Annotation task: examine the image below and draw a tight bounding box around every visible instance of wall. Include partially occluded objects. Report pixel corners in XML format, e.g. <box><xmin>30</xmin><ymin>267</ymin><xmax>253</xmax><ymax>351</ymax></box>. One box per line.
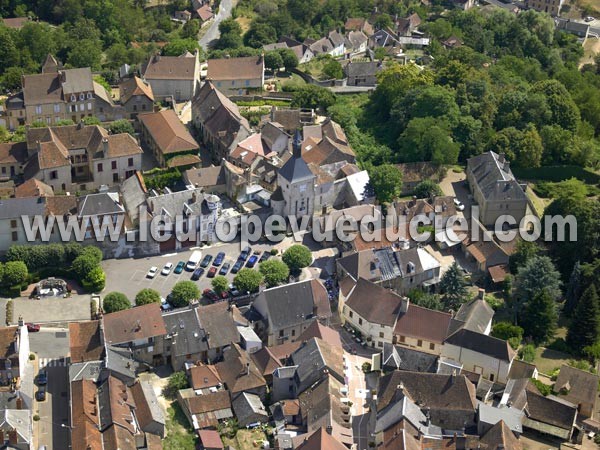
<box><xmin>341</xmin><ymin>304</ymin><xmax>395</xmax><ymax>349</ymax></box>
<box><xmin>147</xmin><ymin>79</ymin><xmax>194</xmax><ymax>102</ymax></box>
<box><xmin>441</xmin><ymin>343</ymin><xmax>512</xmax><ymax>383</ymax></box>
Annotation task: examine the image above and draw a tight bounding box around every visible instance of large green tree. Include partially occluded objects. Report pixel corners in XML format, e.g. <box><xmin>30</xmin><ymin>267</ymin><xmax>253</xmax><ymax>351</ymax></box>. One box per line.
<box><xmin>103</xmin><ymin>292</ymin><xmax>131</xmax><ymax>313</ymax></box>
<box><xmin>282</xmin><ymin>245</ymin><xmax>312</xmax><ymax>273</ymax></box>
<box><xmin>566</xmin><ymin>285</ymin><xmax>600</xmax><ymax>353</ymax></box>
<box><xmin>439</xmin><ymin>262</ymin><xmax>469</xmax><ymax>310</ymax></box>
<box><xmin>368</xmin><ymin>164</ymin><xmax>403</xmax><ymax>204</ymax></box>
<box><xmin>521</xmin><ymin>289</ymin><xmax>557</xmax><ymax>344</ymax></box>
<box><xmin>170</xmin><ymin>281</ymin><xmax>199</xmax><ymax>307</ymax></box>
<box><xmin>135</xmin><ymin>288</ymin><xmax>161</xmax><ymax>306</ymax></box>
<box><xmin>259</xmin><ymin>259</ymin><xmax>290</xmax><ymax>288</ymax></box>
<box><xmin>233</xmin><ymin>269</ymin><xmax>264</xmax><ymax>294</ymax></box>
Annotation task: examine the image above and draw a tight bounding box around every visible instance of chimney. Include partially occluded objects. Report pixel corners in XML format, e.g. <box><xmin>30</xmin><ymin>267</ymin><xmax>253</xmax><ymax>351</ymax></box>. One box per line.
<box><xmin>325</xmin><ymin>425</ymin><xmax>333</xmax><ymax>435</ymax></box>
<box><xmin>17</xmin><ymin>316</ymin><xmax>23</xmax><ymax>327</ymax></box>
<box><xmin>154</xmin><ymin>54</ymin><xmax>161</xmax><ymax>63</ymax></box>
<box><xmin>292</xmin><ymin>129</ymin><xmax>303</xmax><ymax>158</ymax></box>
<box><xmin>0</xmin><ymin>430</ymin><xmax>4</xmax><ymax>443</ymax></box>
<box><xmin>8</xmin><ymin>430</ymin><xmax>17</xmax><ymax>445</ymax></box>
<box><xmin>498</xmin><ymin>153</ymin><xmax>505</xmax><ymax>164</ymax></box>
<box><xmin>16</xmin><ymin>397</ymin><xmax>22</xmax><ymax>410</ymax></box>
<box><xmin>102</xmin><ymin>138</ymin><xmax>109</xmax><ymax>156</ymax></box>
<box><xmin>246</xmin><ymin>362</ymin><xmax>250</xmax><ymax>375</ymax></box>
<box><xmin>504</xmin><ymin>160</ymin><xmax>510</xmax><ymax>171</ymax></box>
<box><xmin>478</xmin><ymin>288</ymin><xmax>485</xmax><ymax>300</ymax></box>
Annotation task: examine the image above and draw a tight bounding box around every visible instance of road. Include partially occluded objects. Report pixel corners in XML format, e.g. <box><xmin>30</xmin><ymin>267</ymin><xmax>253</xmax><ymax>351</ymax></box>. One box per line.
<box><xmin>31</xmin><ymin>328</ymin><xmax>70</xmax><ymax>450</ymax></box>
<box><xmin>198</xmin><ymin>0</ymin><xmax>235</xmax><ymax>50</ymax></box>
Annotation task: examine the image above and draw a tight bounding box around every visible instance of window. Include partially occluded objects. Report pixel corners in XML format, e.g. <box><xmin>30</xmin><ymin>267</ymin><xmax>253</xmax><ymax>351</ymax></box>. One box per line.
<box><xmin>35</xmin><ymin>105</ymin><xmax>42</xmax><ymax>114</ymax></box>
<box><xmin>142</xmin><ymin>104</ymin><xmax>146</xmax><ymax>110</ymax></box>
<box><xmin>1</xmin><ymin>167</ymin><xmax>5</xmax><ymax>174</ymax></box>
<box><xmin>232</xmin><ymin>80</ymin><xmax>235</xmax><ymax>86</ymax></box>
<box><xmin>54</xmin><ymin>104</ymin><xmax>60</xmax><ymax>113</ymax></box>
<box><xmin>378</xmin><ymin>342</ymin><xmax>383</xmax><ymax>348</ymax></box>
<box><xmin>46</xmin><ymin>117</ymin><xmax>51</xmax><ymax>124</ymax></box>
<box><xmin>87</xmin><ymin>102</ymin><xmax>92</xmax><ymax>111</ymax></box>
<box><xmin>113</xmin><ymin>173</ymin><xmax>119</xmax><ymax>182</ymax></box>
<box><xmin>245</xmin><ymin>80</ymin><xmax>250</xmax><ymax>86</ymax></box>
<box><xmin>429</xmin><ymin>343</ymin><xmax>435</xmax><ymax>350</ymax></box>
<box><xmin>97</xmin><ymin>163</ymin><xmax>103</xmax><ymax>172</ymax></box>
<box><xmin>87</xmin><ymin>92</ymin><xmax>93</xmax><ymax>99</ymax></box>
<box><xmin>50</xmin><ymin>170</ymin><xmax>58</xmax><ymax>180</ymax></box>
<box><xmin>379</xmin><ymin>332</ymin><xmax>384</xmax><ymax>338</ymax></box>
<box><xmin>79</xmin><ymin>93</ymin><xmax>85</xmax><ymax>101</ymax></box>
<box><xmin>11</xmin><ymin>231</ymin><xmax>18</xmax><ymax>241</ymax></box>
<box><xmin>399</xmin><ymin>335</ymin><xmax>406</xmax><ymax>343</ymax></box>
<box><xmin>70</xmin><ymin>105</ymin><xmax>77</xmax><ymax>113</ymax></box>
<box><xmin>99</xmin><ymin>107</ymin><xmax>104</xmax><ymax>113</ymax></box>
<box><xmin>128</xmin><ymin>158</ymin><xmax>134</xmax><ymax>167</ymax></box>
<box><xmin>358</xmin><ymin>318</ymin><xmax>363</xmax><ymax>325</ymax></box>
<box><xmin>291</xmin><ymin>329</ymin><xmax>295</xmax><ymax>337</ymax></box>
<box><xmin>490</xmin><ymin>374</ymin><xmax>495</xmax><ymax>382</ymax></box>
<box><xmin>349</xmin><ymin>311</ymin><xmax>353</xmax><ymax>318</ymax></box>
<box><xmin>10</xmin><ymin>220</ymin><xmax>17</xmax><ymax>228</ymax></box>
<box><xmin>417</xmin><ymin>339</ymin><xmax>423</xmax><ymax>347</ymax></box>
<box><xmin>111</xmin><ymin>161</ymin><xmax>117</xmax><ymax>170</ymax></box>
<box><xmin>55</xmin><ymin>116</ymin><xmax>60</xmax><ymax>123</ymax></box>
<box><xmin>133</xmin><ymin>104</ymin><xmax>137</xmax><ymax>111</ymax></box>
<box><xmin>279</xmin><ymin>330</ymin><xmax>284</xmax><ymax>337</ymax></box>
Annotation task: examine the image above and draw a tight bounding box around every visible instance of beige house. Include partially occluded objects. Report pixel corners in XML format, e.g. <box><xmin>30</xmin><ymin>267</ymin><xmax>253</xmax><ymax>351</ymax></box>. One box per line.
<box><xmin>0</xmin><ymin>142</ymin><xmax>27</xmax><ymax>182</ymax></box>
<box><xmin>525</xmin><ymin>0</ymin><xmax>563</xmax><ymax>14</ymax></box>
<box><xmin>138</xmin><ymin>109</ymin><xmax>200</xmax><ymax>168</ymax></box>
<box><xmin>119</xmin><ymin>76</ymin><xmax>155</xmax><ymax>120</ymax></box>
<box><xmin>141</xmin><ymin>52</ymin><xmax>200</xmax><ymax>101</ymax></box>
<box><xmin>207</xmin><ymin>56</ymin><xmax>264</xmax><ymax>96</ymax></box>
<box><xmin>24</xmin><ymin>124</ymin><xmax>142</xmax><ymax>193</ymax></box>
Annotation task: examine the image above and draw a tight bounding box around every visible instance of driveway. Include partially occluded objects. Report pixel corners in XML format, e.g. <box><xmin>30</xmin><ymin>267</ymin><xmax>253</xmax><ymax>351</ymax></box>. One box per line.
<box><xmin>11</xmin><ymin>296</ymin><xmax>90</xmax><ymax>325</ymax></box>
<box><xmin>198</xmin><ymin>0</ymin><xmax>236</xmax><ymax>49</ymax></box>
<box><xmin>0</xmin><ymin>298</ymin><xmax>7</xmax><ymax>325</ymax></box>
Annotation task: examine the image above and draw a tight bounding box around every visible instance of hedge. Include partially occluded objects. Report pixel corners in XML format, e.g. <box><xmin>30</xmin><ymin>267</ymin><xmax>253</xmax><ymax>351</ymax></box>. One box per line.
<box><xmin>512</xmin><ymin>166</ymin><xmax>600</xmax><ymax>184</ymax></box>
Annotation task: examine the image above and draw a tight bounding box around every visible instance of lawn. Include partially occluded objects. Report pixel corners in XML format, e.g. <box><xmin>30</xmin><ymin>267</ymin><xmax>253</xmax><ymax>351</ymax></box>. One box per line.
<box><xmin>526</xmin><ymin>187</ymin><xmax>549</xmax><ymax>217</ymax></box>
<box><xmin>279</xmin><ymin>73</ymin><xmax>307</xmax><ymax>90</ymax></box>
<box><xmin>221</xmin><ymin>429</ymin><xmax>269</xmax><ymax>450</ymax></box>
<box><xmin>533</xmin><ymin>347</ymin><xmax>572</xmax><ymax>375</ymax></box>
<box><xmin>163</xmin><ymin>403</ymin><xmax>196</xmax><ymax>450</ymax></box>
<box><xmin>236</xmin><ymin>16</ymin><xmax>253</xmax><ymax>34</ymax></box>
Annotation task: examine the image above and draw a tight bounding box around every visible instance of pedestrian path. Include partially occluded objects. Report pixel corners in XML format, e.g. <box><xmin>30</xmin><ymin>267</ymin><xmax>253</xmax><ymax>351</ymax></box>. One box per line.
<box><xmin>38</xmin><ymin>357</ymin><xmax>67</xmax><ymax>368</ymax></box>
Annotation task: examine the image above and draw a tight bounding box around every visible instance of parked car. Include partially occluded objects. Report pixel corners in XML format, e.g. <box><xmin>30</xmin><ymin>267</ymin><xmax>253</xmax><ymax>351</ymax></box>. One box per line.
<box><xmin>246</xmin><ymin>255</ymin><xmax>259</xmax><ymax>268</ymax></box>
<box><xmin>26</xmin><ymin>323</ymin><xmax>40</xmax><ymax>332</ymax></box>
<box><xmin>146</xmin><ymin>266</ymin><xmax>158</xmax><ymax>278</ymax></box>
<box><xmin>191</xmin><ymin>267</ymin><xmax>205</xmax><ymax>281</ymax></box>
<box><xmin>213</xmin><ymin>252</ymin><xmax>225</xmax><ymax>266</ymax></box>
<box><xmin>174</xmin><ymin>261</ymin><xmax>185</xmax><ymax>274</ymax></box>
<box><xmin>259</xmin><ymin>252</ymin><xmax>270</xmax><ymax>263</ymax></box>
<box><xmin>239</xmin><ymin>246</ymin><xmax>252</xmax><ymax>261</ymax></box>
<box><xmin>202</xmin><ymin>289</ymin><xmax>219</xmax><ymax>301</ymax></box>
<box><xmin>207</xmin><ymin>267</ymin><xmax>217</xmax><ymax>278</ymax></box>
<box><xmin>229</xmin><ymin>284</ymin><xmax>241</xmax><ymax>297</ymax></box>
<box><xmin>161</xmin><ymin>262</ymin><xmax>173</xmax><ymax>276</ymax></box>
<box><xmin>160</xmin><ymin>297</ymin><xmax>173</xmax><ymax>311</ymax></box>
<box><xmin>453</xmin><ymin>198</ymin><xmax>465</xmax><ymax>211</ymax></box>
<box><xmin>37</xmin><ymin>370</ymin><xmax>48</xmax><ymax>386</ymax></box>
<box><xmin>219</xmin><ymin>262</ymin><xmax>231</xmax><ymax>275</ymax></box>
<box><xmin>585</xmin><ymin>15</ymin><xmax>595</xmax><ymax>21</ymax></box>
<box><xmin>36</xmin><ymin>386</ymin><xmax>46</xmax><ymax>402</ymax></box>
<box><xmin>231</xmin><ymin>259</ymin><xmax>244</xmax><ymax>274</ymax></box>
<box><xmin>200</xmin><ymin>254</ymin><xmax>213</xmax><ymax>268</ymax></box>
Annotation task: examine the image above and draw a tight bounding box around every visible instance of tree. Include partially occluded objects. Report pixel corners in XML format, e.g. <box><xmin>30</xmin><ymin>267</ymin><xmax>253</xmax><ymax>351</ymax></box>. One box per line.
<box><xmin>162</xmin><ymin>38</ymin><xmax>198</xmax><ymax>56</ymax></box>
<box><xmin>170</xmin><ymin>281</ymin><xmax>199</xmax><ymax>307</ymax></box>
<box><xmin>291</xmin><ymin>85</ymin><xmax>336</xmax><ymax>110</ymax></box>
<box><xmin>282</xmin><ymin>245</ymin><xmax>312</xmax><ymax>273</ymax></box>
<box><xmin>2</xmin><ymin>261</ymin><xmax>28</xmax><ymax>287</ymax></box>
<box><xmin>492</xmin><ymin>322</ymin><xmax>524</xmax><ymax>341</ymax></box>
<box><xmin>407</xmin><ymin>289</ymin><xmax>443</xmax><ymax>311</ymax></box>
<box><xmin>1</xmin><ymin>67</ymin><xmax>25</xmax><ymax>91</ymax></box>
<box><xmin>521</xmin><ymin>289</ymin><xmax>557</xmax><ymax>344</ymax></box>
<box><xmin>103</xmin><ymin>292</ymin><xmax>131</xmax><ymax>313</ymax></box>
<box><xmin>564</xmin><ymin>261</ymin><xmax>581</xmax><ymax>316</ymax></box>
<box><xmin>515</xmin><ymin>255</ymin><xmax>562</xmax><ymax>303</ymax></box>
<box><xmin>135</xmin><ymin>288</ymin><xmax>161</xmax><ymax>306</ymax></box>
<box><xmin>279</xmin><ymin>48</ymin><xmax>298</xmax><ymax>70</ymax></box>
<box><xmin>259</xmin><ymin>259</ymin><xmax>290</xmax><ymax>288</ymax></box>
<box><xmin>72</xmin><ymin>254</ymin><xmax>100</xmax><ymax>281</ymax></box>
<box><xmin>244</xmin><ymin>22</ymin><xmax>277</xmax><ymax>48</ymax></box>
<box><xmin>233</xmin><ymin>269</ymin><xmax>264</xmax><ymax>294</ymax></box>
<box><xmin>211</xmin><ymin>275</ymin><xmax>229</xmax><ymax>295</ymax></box>
<box><xmin>82</xmin><ymin>116</ymin><xmax>101</xmax><ymax>125</ymax></box>
<box><xmin>398</xmin><ymin>117</ymin><xmax>460</xmax><ymax>165</ymax></box>
<box><xmin>322</xmin><ymin>59</ymin><xmax>343</xmax><ymax>79</ymax></box>
<box><xmin>165</xmin><ymin>371</ymin><xmax>188</xmax><ymax>398</ymax></box>
<box><xmin>67</xmin><ymin>39</ymin><xmax>102</xmax><ymax>70</ymax></box>
<box><xmin>530</xmin><ymin>79</ymin><xmax>580</xmax><ymax>133</ymax></box>
<box><xmin>264</xmin><ymin>51</ymin><xmax>284</xmax><ymax>72</ymax></box>
<box><xmin>109</xmin><ymin>120</ymin><xmax>135</xmax><ymax>136</ymax></box>
<box><xmin>413</xmin><ymin>179</ymin><xmax>443</xmax><ymax>199</ymax></box>
<box><xmin>181</xmin><ymin>19</ymin><xmax>200</xmax><ymax>39</ymax></box>
<box><xmin>509</xmin><ymin>240</ymin><xmax>540</xmax><ymax>273</ymax></box>
<box><xmin>439</xmin><ymin>262</ymin><xmax>469</xmax><ymax>310</ymax></box>
<box><xmin>82</xmin><ymin>266</ymin><xmax>105</xmax><ymax>293</ymax></box>
<box><xmin>368</xmin><ymin>164</ymin><xmax>403</xmax><ymax>204</ymax></box>
<box><xmin>566</xmin><ymin>285</ymin><xmax>600</xmax><ymax>353</ymax></box>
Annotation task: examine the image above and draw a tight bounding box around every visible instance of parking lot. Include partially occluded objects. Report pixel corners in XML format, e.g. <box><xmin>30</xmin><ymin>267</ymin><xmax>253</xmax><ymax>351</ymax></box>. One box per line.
<box><xmin>102</xmin><ymin>240</ymin><xmax>286</xmax><ymax>303</ymax></box>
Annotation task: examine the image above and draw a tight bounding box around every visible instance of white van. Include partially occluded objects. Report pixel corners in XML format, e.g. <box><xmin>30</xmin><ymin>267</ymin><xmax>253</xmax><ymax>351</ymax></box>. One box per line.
<box><xmin>186</xmin><ymin>250</ymin><xmax>202</xmax><ymax>271</ymax></box>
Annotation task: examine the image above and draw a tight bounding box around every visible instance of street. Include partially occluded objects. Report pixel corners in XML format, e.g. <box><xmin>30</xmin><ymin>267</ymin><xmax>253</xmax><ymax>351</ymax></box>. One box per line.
<box><xmin>31</xmin><ymin>328</ymin><xmax>71</xmax><ymax>450</ymax></box>
<box><xmin>198</xmin><ymin>0</ymin><xmax>235</xmax><ymax>49</ymax></box>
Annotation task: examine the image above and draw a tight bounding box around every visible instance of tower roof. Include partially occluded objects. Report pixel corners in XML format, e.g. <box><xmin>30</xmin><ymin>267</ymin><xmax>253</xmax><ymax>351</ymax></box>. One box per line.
<box><xmin>278</xmin><ymin>130</ymin><xmax>314</xmax><ymax>183</ymax></box>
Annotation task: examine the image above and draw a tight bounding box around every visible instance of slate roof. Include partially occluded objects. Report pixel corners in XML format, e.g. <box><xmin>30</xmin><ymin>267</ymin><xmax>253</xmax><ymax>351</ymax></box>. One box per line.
<box><xmin>278</xmin><ymin>131</ymin><xmax>315</xmax><ymax>183</ymax></box>
<box><xmin>478</xmin><ymin>402</ymin><xmax>523</xmax><ymax>434</ymax></box>
<box><xmin>394</xmin><ymin>303</ymin><xmax>452</xmax><ymax>344</ymax></box>
<box><xmin>146</xmin><ymin>188</ymin><xmax>217</xmax><ymax>219</ymax></box>
<box><xmin>22</xmin><ymin>73</ymin><xmax>63</xmax><ymax>105</ymax></box>
<box><xmin>196</xmin><ymin>302</ymin><xmax>239</xmax><ymax>349</ymax></box>
<box><xmin>345</xmin><ymin>278</ymin><xmax>405</xmax><ymax>327</ymax></box>
<box><xmin>62</xmin><ymin>68</ymin><xmax>94</xmax><ymax>94</ymax></box>
<box><xmin>526</xmin><ymin>392</ymin><xmax>577</xmax><ymax>430</ymax></box>
<box><xmin>119</xmin><ymin>76</ymin><xmax>154</xmax><ymax>104</ymax></box>
<box><xmin>0</xmin><ymin>197</ymin><xmax>47</xmax><ymax>220</ymax></box>
<box><xmin>381</xmin><ymin>344</ymin><xmax>438</xmax><ymax>373</ymax></box>
<box><xmin>232</xmin><ymin>392</ymin><xmax>268</xmax><ymax>425</ymax></box>
<box><xmin>554</xmin><ymin>364</ymin><xmax>599</xmax><ymax>411</ymax></box>
<box><xmin>142</xmin><ymin>53</ymin><xmax>197</xmax><ymax>80</ymax></box>
<box><xmin>120</xmin><ymin>171</ymin><xmax>147</xmax><ymax>225</ymax></box>
<box><xmin>346</xmin><ymin>31</ymin><xmax>368</xmax><ymax>51</ymax></box>
<box><xmin>103</xmin><ymin>303</ymin><xmax>166</xmax><ymax>345</ymax></box>
<box><xmin>450</xmin><ymin>298</ymin><xmax>494</xmax><ymax>334</ymax></box>
<box><xmin>184</xmin><ymin>165</ymin><xmax>226</xmax><ymax>188</ymax></box>
<box><xmin>444</xmin><ymin>329</ymin><xmax>515</xmax><ymax>362</ymax></box>
<box><xmin>162</xmin><ymin>308</ymin><xmax>208</xmax><ymax>357</ymax></box>
<box><xmin>78</xmin><ymin>192</ymin><xmax>125</xmax><ymax>217</ymax></box>
<box><xmin>346</xmin><ymin>61</ymin><xmax>379</xmax><ymax>78</ymax></box>
<box><xmin>215</xmin><ymin>343</ymin><xmax>266</xmax><ymax>395</ymax></box>
<box><xmin>207</xmin><ymin>56</ymin><xmax>264</xmax><ymax>81</ymax></box>
<box><xmin>291</xmin><ymin>338</ymin><xmax>345</xmax><ymax>393</ymax></box>
<box><xmin>507</xmin><ymin>359</ymin><xmax>537</xmax><ymax>380</ymax></box>
<box><xmin>467</xmin><ymin>151</ymin><xmax>527</xmax><ymax>202</ymax></box>
<box><xmin>139</xmin><ymin>109</ymin><xmax>199</xmax><ymax>154</ymax></box>
<box><xmin>69</xmin><ymin>320</ymin><xmax>105</xmax><ymax>363</ymax></box>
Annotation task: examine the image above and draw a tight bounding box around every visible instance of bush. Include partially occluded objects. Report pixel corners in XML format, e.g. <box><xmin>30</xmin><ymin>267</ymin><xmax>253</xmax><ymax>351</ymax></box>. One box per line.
<box><xmin>170</xmin><ymin>281</ymin><xmax>199</xmax><ymax>307</ymax></box>
<box><xmin>5</xmin><ymin>300</ymin><xmax>12</xmax><ymax>324</ymax></box>
<box><xmin>109</xmin><ymin>119</ymin><xmax>135</xmax><ymax>135</ymax></box>
<box><xmin>33</xmin><ymin>415</ymin><xmax>40</xmax><ymax>422</ymax></box>
<box><xmin>82</xmin><ymin>266</ymin><xmax>105</xmax><ymax>293</ymax></box>
<box><xmin>362</xmin><ymin>362</ymin><xmax>372</xmax><ymax>373</ymax></box>
<box><xmin>164</xmin><ymin>371</ymin><xmax>189</xmax><ymax>399</ymax></box>
<box><xmin>282</xmin><ymin>245</ymin><xmax>312</xmax><ymax>273</ymax></box>
<box><xmin>72</xmin><ymin>255</ymin><xmax>100</xmax><ymax>282</ymax></box>
<box><xmin>211</xmin><ymin>276</ymin><xmax>229</xmax><ymax>295</ymax></box>
<box><xmin>270</xmin><ymin>248</ymin><xmax>278</xmax><ymax>255</ymax></box>
<box><xmin>233</xmin><ymin>269</ymin><xmax>264</xmax><ymax>294</ymax></box>
<box><xmin>143</xmin><ymin>168</ymin><xmax>181</xmax><ymax>190</ymax></box>
<box><xmin>547</xmin><ymin>337</ymin><xmax>572</xmax><ymax>354</ymax></box>
<box><xmin>492</xmin><ymin>322</ymin><xmax>523</xmax><ymax>341</ymax></box>
<box><xmin>531</xmin><ymin>378</ymin><xmax>553</xmax><ymax>396</ymax></box>
<box><xmin>2</xmin><ymin>261</ymin><xmax>28</xmax><ymax>287</ymax></box>
<box><xmin>413</xmin><ymin>179</ymin><xmax>443</xmax><ymax>199</ymax></box>
<box><xmin>519</xmin><ymin>344</ymin><xmax>536</xmax><ymax>363</ymax></box>
<box><xmin>103</xmin><ymin>292</ymin><xmax>131</xmax><ymax>313</ymax></box>
<box><xmin>135</xmin><ymin>288</ymin><xmax>161</xmax><ymax>306</ymax></box>
<box><xmin>259</xmin><ymin>259</ymin><xmax>289</xmax><ymax>288</ymax></box>
<box><xmin>29</xmin><ymin>353</ymin><xmax>35</xmax><ymax>360</ymax></box>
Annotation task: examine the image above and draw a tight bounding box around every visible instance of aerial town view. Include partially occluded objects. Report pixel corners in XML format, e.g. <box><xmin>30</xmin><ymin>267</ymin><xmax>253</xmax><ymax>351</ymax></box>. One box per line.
<box><xmin>1</xmin><ymin>0</ymin><xmax>600</xmax><ymax>448</ymax></box>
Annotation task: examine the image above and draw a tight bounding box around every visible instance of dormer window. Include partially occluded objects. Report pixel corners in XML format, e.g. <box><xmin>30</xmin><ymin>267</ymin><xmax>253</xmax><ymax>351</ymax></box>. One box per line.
<box><xmin>87</xmin><ymin>92</ymin><xmax>93</xmax><ymax>99</ymax></box>
<box><xmin>71</xmin><ymin>94</ymin><xmax>76</xmax><ymax>102</ymax></box>
<box><xmin>79</xmin><ymin>93</ymin><xmax>85</xmax><ymax>101</ymax></box>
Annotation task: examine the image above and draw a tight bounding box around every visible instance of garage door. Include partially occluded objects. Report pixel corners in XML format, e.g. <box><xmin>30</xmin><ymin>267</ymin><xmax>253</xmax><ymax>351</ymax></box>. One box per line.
<box><xmin>160</xmin><ymin>236</ymin><xmax>177</xmax><ymax>252</ymax></box>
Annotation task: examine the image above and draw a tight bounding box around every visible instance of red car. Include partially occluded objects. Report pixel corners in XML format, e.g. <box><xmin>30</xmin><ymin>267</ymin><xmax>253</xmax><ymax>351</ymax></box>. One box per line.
<box><xmin>26</xmin><ymin>323</ymin><xmax>40</xmax><ymax>332</ymax></box>
<box><xmin>207</xmin><ymin>267</ymin><xmax>217</xmax><ymax>278</ymax></box>
<box><xmin>202</xmin><ymin>289</ymin><xmax>219</xmax><ymax>302</ymax></box>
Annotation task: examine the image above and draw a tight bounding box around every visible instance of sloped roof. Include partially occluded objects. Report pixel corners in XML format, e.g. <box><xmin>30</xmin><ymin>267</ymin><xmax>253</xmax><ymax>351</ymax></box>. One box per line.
<box><xmin>0</xmin><ymin>141</ymin><xmax>27</xmax><ymax>165</ymax></box>
<box><xmin>142</xmin><ymin>53</ymin><xmax>197</xmax><ymax>80</ymax></box>
<box><xmin>119</xmin><ymin>76</ymin><xmax>154</xmax><ymax>104</ymax></box>
<box><xmin>444</xmin><ymin>329</ymin><xmax>515</xmax><ymax>362</ymax></box>
<box><xmin>555</xmin><ymin>364</ymin><xmax>599</xmax><ymax>410</ymax></box>
<box><xmin>480</xmin><ymin>420</ymin><xmax>522</xmax><ymax>450</ymax></box>
<box><xmin>345</xmin><ymin>278</ymin><xmax>404</xmax><ymax>327</ymax></box>
<box><xmin>452</xmin><ymin>298</ymin><xmax>494</xmax><ymax>334</ymax></box>
<box><xmin>467</xmin><ymin>151</ymin><xmax>527</xmax><ymax>203</ymax></box>
<box><xmin>294</xmin><ymin>427</ymin><xmax>347</xmax><ymax>450</ymax></box>
<box><xmin>61</xmin><ymin>68</ymin><xmax>94</xmax><ymax>94</ymax></box>
<box><xmin>207</xmin><ymin>56</ymin><xmax>264</xmax><ymax>81</ymax></box>
<box><xmin>278</xmin><ymin>149</ymin><xmax>315</xmax><ymax>183</ymax></box>
<box><xmin>250</xmin><ymin>347</ymin><xmax>282</xmax><ymax>378</ymax></box>
<box><xmin>22</xmin><ymin>73</ymin><xmax>64</xmax><ymax>105</ymax></box>
<box><xmin>196</xmin><ymin>301</ymin><xmax>240</xmax><ymax>349</ymax></box>
<box><xmin>291</xmin><ymin>338</ymin><xmax>345</xmax><ymax>393</ymax></box>
<box><xmin>130</xmin><ymin>380</ymin><xmax>166</xmax><ymax>431</ymax></box>
<box><xmin>103</xmin><ymin>303</ymin><xmax>167</xmax><ymax>345</ymax></box>
<box><xmin>69</xmin><ymin>320</ymin><xmax>104</xmax><ymax>363</ymax></box>
<box><xmin>298</xmin><ymin>321</ymin><xmax>342</xmax><ymax>348</ymax></box>
<box><xmin>394</xmin><ymin>303</ymin><xmax>452</xmax><ymax>344</ymax></box>
<box><xmin>215</xmin><ymin>343</ymin><xmax>266</xmax><ymax>394</ymax></box>
<box><xmin>71</xmin><ymin>379</ymin><xmax>102</xmax><ymax>450</ymax></box>
<box><xmin>138</xmin><ymin>109</ymin><xmax>199</xmax><ymax>154</ymax></box>
<box><xmin>14</xmin><ymin>178</ymin><xmax>54</xmax><ymax>198</ymax></box>
<box><xmin>189</xmin><ymin>364</ymin><xmax>222</xmax><ymax>390</ymax></box>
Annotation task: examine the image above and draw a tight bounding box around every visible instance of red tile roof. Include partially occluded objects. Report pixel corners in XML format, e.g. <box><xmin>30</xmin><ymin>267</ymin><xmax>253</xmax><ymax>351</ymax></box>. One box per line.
<box><xmin>139</xmin><ymin>109</ymin><xmax>199</xmax><ymax>155</ymax></box>
<box><xmin>394</xmin><ymin>303</ymin><xmax>452</xmax><ymax>344</ymax></box>
<box><xmin>103</xmin><ymin>303</ymin><xmax>166</xmax><ymax>345</ymax></box>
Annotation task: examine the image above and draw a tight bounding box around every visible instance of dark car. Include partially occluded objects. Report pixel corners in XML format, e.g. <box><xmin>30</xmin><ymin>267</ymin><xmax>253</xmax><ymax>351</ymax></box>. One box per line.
<box><xmin>213</xmin><ymin>252</ymin><xmax>225</xmax><ymax>266</ymax></box>
<box><xmin>36</xmin><ymin>386</ymin><xmax>46</xmax><ymax>402</ymax></box>
<box><xmin>191</xmin><ymin>267</ymin><xmax>205</xmax><ymax>281</ymax></box>
<box><xmin>202</xmin><ymin>289</ymin><xmax>219</xmax><ymax>301</ymax></box>
<box><xmin>207</xmin><ymin>267</ymin><xmax>217</xmax><ymax>278</ymax></box>
<box><xmin>37</xmin><ymin>370</ymin><xmax>48</xmax><ymax>386</ymax></box>
<box><xmin>239</xmin><ymin>246</ymin><xmax>252</xmax><ymax>261</ymax></box>
<box><xmin>174</xmin><ymin>261</ymin><xmax>186</xmax><ymax>274</ymax></box>
<box><xmin>219</xmin><ymin>262</ymin><xmax>230</xmax><ymax>275</ymax></box>
<box><xmin>26</xmin><ymin>323</ymin><xmax>40</xmax><ymax>332</ymax></box>
<box><xmin>231</xmin><ymin>259</ymin><xmax>244</xmax><ymax>274</ymax></box>
<box><xmin>246</xmin><ymin>255</ymin><xmax>259</xmax><ymax>268</ymax></box>
<box><xmin>259</xmin><ymin>252</ymin><xmax>270</xmax><ymax>263</ymax></box>
<box><xmin>200</xmin><ymin>254</ymin><xmax>213</xmax><ymax>268</ymax></box>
